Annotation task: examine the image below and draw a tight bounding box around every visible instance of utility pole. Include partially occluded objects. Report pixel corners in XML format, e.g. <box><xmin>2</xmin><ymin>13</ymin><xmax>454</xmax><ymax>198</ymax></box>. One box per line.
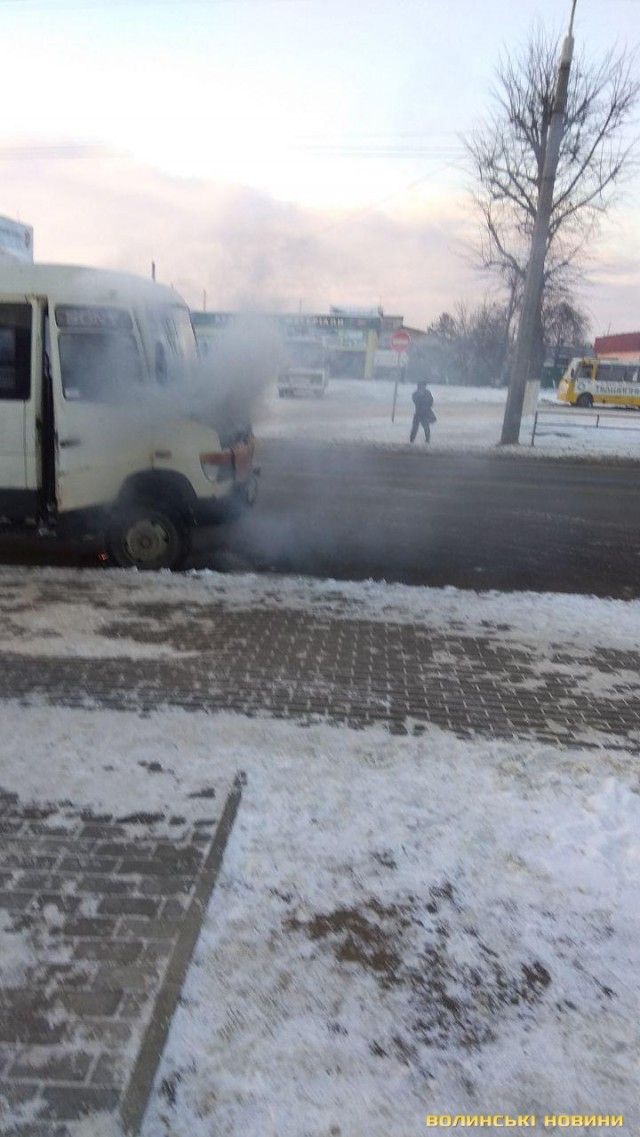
<box><xmin>151</xmin><ymin>260</ymin><xmax>156</xmax><ymax>282</ymax></box>
<box><xmin>500</xmin><ymin>0</ymin><xmax>577</xmax><ymax>445</ymax></box>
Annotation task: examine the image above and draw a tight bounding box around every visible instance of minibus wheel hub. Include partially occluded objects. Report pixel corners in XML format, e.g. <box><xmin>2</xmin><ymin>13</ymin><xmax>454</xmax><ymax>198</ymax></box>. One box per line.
<box><xmin>125</xmin><ymin>519</ymin><xmax>169</xmax><ymax>562</ymax></box>
<box><xmin>107</xmin><ymin>505</ymin><xmax>189</xmax><ymax>571</ymax></box>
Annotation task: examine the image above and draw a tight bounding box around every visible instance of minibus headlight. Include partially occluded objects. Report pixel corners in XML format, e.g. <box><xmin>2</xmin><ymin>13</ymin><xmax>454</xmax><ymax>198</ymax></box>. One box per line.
<box><xmin>200</xmin><ymin>451</ymin><xmax>233</xmax><ymax>482</ymax></box>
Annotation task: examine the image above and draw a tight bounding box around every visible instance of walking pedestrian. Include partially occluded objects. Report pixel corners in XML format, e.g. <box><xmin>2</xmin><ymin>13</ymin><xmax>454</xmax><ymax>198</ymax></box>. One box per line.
<box><xmin>410</xmin><ymin>380</ymin><xmax>436</xmax><ymax>443</ymax></box>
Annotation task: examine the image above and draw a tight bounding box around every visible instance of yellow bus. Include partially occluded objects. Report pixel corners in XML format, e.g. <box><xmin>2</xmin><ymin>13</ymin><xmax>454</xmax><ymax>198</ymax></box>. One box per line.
<box><xmin>557</xmin><ymin>357</ymin><xmax>640</xmax><ymax>408</ymax></box>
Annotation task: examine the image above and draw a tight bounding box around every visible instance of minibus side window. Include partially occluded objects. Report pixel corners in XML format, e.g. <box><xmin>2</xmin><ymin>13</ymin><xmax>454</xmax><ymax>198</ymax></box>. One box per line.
<box><xmin>0</xmin><ymin>304</ymin><xmax>31</xmax><ymax>400</ymax></box>
<box><xmin>576</xmin><ymin>362</ymin><xmax>592</xmax><ymax>379</ymax></box>
<box><xmin>58</xmin><ymin>331</ymin><xmax>143</xmax><ymax>402</ymax></box>
<box><xmin>599</xmin><ymin>363</ymin><xmax>626</xmax><ymax>384</ymax></box>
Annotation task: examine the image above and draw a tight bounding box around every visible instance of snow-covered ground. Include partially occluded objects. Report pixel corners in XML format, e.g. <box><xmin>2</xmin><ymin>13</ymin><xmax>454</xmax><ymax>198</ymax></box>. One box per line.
<box><xmin>258</xmin><ymin>380</ymin><xmax>506</xmax><ymax>449</ymax></box>
<box><xmin>4</xmin><ymin>705</ymin><xmax>638</xmax><ymax>1137</ymax></box>
<box><xmin>0</xmin><ymin>569</ymin><xmax>638</xmax><ymax>1136</ymax></box>
<box><xmin>256</xmin><ymin>378</ymin><xmax>640</xmax><ymax>459</ymax></box>
<box><xmin>143</xmin><ymin>716</ymin><xmax>639</xmax><ymax>1137</ymax></box>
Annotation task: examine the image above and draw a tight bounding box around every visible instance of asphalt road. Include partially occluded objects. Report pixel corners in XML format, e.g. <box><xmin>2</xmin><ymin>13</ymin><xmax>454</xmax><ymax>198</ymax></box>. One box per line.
<box><xmin>1</xmin><ymin>441</ymin><xmax>639</xmax><ymax>597</ymax></box>
<box><xmin>203</xmin><ymin>442</ymin><xmax>640</xmax><ymax>597</ymax></box>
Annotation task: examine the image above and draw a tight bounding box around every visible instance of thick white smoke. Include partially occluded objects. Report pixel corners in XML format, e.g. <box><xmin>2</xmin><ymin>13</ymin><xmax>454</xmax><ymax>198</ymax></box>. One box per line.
<box><xmin>185</xmin><ymin>315</ymin><xmax>284</xmax><ymax>443</ymax></box>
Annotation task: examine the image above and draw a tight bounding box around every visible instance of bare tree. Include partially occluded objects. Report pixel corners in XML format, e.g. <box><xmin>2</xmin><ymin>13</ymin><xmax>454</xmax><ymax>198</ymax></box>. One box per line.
<box><xmin>542</xmin><ymin>296</ymin><xmax>590</xmax><ymax>351</ymax></box>
<box><xmin>465</xmin><ymin>26</ymin><xmax>639</xmax><ymax>369</ymax></box>
<box><xmin>426</xmin><ymin>302</ymin><xmax>514</xmax><ymax>386</ymax></box>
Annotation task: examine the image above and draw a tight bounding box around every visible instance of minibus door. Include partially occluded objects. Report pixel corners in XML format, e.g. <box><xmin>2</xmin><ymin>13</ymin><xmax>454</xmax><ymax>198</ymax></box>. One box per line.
<box><xmin>50</xmin><ymin>305</ymin><xmax>151</xmax><ymax>513</ymax></box>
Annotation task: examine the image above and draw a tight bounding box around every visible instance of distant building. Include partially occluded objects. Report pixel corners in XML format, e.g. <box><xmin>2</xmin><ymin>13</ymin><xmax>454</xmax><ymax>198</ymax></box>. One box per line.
<box><xmin>191</xmin><ymin>307</ymin><xmax>426</xmax><ymax>380</ymax></box>
<box><xmin>594</xmin><ymin>332</ymin><xmax>640</xmax><ymax>359</ymax></box>
<box><xmin>0</xmin><ymin>216</ymin><xmax>34</xmax><ymax>263</ymax></box>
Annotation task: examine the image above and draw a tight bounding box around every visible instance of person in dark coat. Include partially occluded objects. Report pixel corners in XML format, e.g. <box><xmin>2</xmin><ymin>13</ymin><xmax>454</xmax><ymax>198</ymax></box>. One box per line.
<box><xmin>410</xmin><ymin>380</ymin><xmax>435</xmax><ymax>443</ymax></box>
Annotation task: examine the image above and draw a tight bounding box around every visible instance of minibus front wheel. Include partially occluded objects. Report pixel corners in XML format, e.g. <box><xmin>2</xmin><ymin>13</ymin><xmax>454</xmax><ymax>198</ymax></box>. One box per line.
<box><xmin>576</xmin><ymin>392</ymin><xmax>593</xmax><ymax>408</ymax></box>
<box><xmin>107</xmin><ymin>503</ymin><xmax>190</xmax><ymax>571</ymax></box>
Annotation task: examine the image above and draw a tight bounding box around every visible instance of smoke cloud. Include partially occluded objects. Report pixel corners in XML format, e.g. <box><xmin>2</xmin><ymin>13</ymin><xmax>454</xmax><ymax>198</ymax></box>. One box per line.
<box><xmin>185</xmin><ymin>316</ymin><xmax>283</xmax><ymax>442</ymax></box>
<box><xmin>0</xmin><ymin>143</ymin><xmax>480</xmax><ymax>327</ymax></box>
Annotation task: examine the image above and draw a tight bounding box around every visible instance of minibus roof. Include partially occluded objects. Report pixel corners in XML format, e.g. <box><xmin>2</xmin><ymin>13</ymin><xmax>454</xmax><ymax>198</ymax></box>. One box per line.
<box><xmin>0</xmin><ymin>262</ymin><xmax>183</xmax><ymax>308</ymax></box>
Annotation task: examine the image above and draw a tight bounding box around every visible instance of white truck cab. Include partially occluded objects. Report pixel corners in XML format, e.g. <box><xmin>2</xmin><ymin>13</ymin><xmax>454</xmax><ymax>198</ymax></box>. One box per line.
<box><xmin>278</xmin><ymin>336</ymin><xmax>328</xmax><ymax>398</ymax></box>
<box><xmin>0</xmin><ymin>263</ymin><xmax>257</xmax><ymax>569</ymax></box>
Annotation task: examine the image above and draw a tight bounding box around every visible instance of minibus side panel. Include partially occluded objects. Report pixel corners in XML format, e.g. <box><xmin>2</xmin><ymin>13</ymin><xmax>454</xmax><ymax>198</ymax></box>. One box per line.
<box><xmin>593</xmin><ymin>363</ymin><xmax>640</xmax><ymax>407</ymax></box>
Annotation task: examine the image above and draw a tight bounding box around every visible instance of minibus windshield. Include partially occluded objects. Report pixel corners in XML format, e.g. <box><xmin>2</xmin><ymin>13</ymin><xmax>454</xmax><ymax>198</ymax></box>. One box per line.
<box><xmin>148</xmin><ymin>305</ymin><xmax>198</xmax><ymax>386</ymax></box>
<box><xmin>287</xmin><ymin>340</ymin><xmax>325</xmax><ymax>369</ymax></box>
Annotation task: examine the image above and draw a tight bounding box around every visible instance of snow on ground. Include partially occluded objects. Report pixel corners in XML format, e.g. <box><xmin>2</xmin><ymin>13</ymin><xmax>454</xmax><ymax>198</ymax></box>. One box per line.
<box><xmin>257</xmin><ymin>379</ymin><xmax>505</xmax><ymax>448</ymax></box>
<box><xmin>255</xmin><ymin>378</ymin><xmax>640</xmax><ymax>459</ymax></box>
<box><xmin>0</xmin><ymin>702</ymin><xmax>234</xmax><ymax>822</ymax></box>
<box><xmin>143</xmin><ymin>715</ymin><xmax>639</xmax><ymax>1137</ymax></box>
<box><xmin>0</xmin><ymin>574</ymin><xmax>184</xmax><ymax>659</ymax></box>
<box><xmin>1</xmin><ymin>704</ymin><xmax>637</xmax><ymax>1136</ymax></box>
<box><xmin>4</xmin><ymin>565</ymin><xmax>640</xmax><ymax>655</ymax></box>
<box><xmin>0</xmin><ymin>910</ymin><xmax>37</xmax><ymax>987</ymax></box>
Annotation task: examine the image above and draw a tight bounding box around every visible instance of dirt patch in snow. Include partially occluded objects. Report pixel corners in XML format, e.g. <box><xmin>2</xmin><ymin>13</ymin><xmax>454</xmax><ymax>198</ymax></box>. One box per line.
<box><xmin>286</xmin><ymin>887</ymin><xmax>556</xmax><ymax>1054</ymax></box>
<box><xmin>287</xmin><ymin>900</ymin><xmax>408</xmax><ymax>984</ymax></box>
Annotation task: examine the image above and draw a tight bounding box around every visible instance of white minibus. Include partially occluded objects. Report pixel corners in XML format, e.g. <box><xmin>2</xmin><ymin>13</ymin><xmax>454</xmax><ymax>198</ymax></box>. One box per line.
<box><xmin>0</xmin><ymin>264</ymin><xmax>257</xmax><ymax>569</ymax></box>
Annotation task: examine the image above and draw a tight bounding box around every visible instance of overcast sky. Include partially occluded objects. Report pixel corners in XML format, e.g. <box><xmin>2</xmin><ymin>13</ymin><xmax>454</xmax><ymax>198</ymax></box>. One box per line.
<box><xmin>1</xmin><ymin>0</ymin><xmax>638</xmax><ymax>332</ymax></box>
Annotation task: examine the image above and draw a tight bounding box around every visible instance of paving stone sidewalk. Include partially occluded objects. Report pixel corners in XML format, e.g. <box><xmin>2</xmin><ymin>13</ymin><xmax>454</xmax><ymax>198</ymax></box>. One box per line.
<box><xmin>0</xmin><ymin>779</ymin><xmax>243</xmax><ymax>1136</ymax></box>
<box><xmin>1</xmin><ymin>575</ymin><xmax>639</xmax><ymax>748</ymax></box>
<box><xmin>0</xmin><ymin>570</ymin><xmax>639</xmax><ymax>1133</ymax></box>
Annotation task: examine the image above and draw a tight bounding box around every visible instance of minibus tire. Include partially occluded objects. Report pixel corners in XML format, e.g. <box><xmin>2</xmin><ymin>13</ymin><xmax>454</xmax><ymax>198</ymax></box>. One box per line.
<box><xmin>107</xmin><ymin>504</ymin><xmax>189</xmax><ymax>571</ymax></box>
<box><xmin>576</xmin><ymin>393</ymin><xmax>593</xmax><ymax>408</ymax></box>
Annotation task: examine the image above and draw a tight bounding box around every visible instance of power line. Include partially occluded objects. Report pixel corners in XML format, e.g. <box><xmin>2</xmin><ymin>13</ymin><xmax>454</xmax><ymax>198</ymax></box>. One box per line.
<box><xmin>0</xmin><ymin>0</ymin><xmax>315</xmax><ymax>6</ymax></box>
<box><xmin>290</xmin><ymin>141</ymin><xmax>463</xmax><ymax>156</ymax></box>
<box><xmin>273</xmin><ymin>159</ymin><xmax>462</xmax><ymax>260</ymax></box>
<box><xmin>0</xmin><ymin>140</ymin><xmax>466</xmax><ymax>162</ymax></box>
<box><xmin>0</xmin><ymin>143</ymin><xmax>104</xmax><ymax>159</ymax></box>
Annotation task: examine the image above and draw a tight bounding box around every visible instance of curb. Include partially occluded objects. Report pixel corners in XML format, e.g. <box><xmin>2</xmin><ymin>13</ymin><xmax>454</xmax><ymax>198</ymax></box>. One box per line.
<box><xmin>119</xmin><ymin>771</ymin><xmax>246</xmax><ymax>1135</ymax></box>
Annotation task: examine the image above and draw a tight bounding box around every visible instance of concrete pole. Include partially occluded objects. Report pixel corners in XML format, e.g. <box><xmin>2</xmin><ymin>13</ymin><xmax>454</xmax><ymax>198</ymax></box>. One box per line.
<box><xmin>500</xmin><ymin>3</ymin><xmax>576</xmax><ymax>445</ymax></box>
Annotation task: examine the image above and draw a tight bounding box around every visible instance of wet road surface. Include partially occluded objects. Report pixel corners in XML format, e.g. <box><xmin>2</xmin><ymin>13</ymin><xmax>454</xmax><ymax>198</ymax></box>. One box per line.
<box><xmin>1</xmin><ymin>441</ymin><xmax>639</xmax><ymax>597</ymax></box>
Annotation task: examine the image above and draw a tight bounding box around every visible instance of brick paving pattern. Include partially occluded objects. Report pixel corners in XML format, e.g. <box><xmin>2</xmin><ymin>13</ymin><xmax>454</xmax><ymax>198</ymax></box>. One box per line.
<box><xmin>0</xmin><ymin>790</ymin><xmax>229</xmax><ymax>1135</ymax></box>
<box><xmin>1</xmin><ymin>599</ymin><xmax>639</xmax><ymax>748</ymax></box>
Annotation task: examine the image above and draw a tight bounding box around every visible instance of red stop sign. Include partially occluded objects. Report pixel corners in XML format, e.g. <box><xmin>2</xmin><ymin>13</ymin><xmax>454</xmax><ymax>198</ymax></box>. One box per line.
<box><xmin>391</xmin><ymin>329</ymin><xmax>411</xmax><ymax>352</ymax></box>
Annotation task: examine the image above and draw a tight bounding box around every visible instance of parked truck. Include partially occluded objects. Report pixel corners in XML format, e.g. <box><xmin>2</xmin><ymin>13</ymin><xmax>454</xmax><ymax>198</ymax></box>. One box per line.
<box><xmin>278</xmin><ymin>335</ymin><xmax>328</xmax><ymax>398</ymax></box>
<box><xmin>0</xmin><ymin>263</ymin><xmax>258</xmax><ymax>569</ymax></box>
